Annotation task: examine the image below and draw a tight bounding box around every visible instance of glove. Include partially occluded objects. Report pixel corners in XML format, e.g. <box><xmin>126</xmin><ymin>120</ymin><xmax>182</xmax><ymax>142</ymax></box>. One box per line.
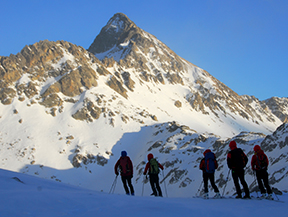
<box><xmin>115</xmin><ymin>172</ymin><xmax>119</xmax><ymax>176</ymax></box>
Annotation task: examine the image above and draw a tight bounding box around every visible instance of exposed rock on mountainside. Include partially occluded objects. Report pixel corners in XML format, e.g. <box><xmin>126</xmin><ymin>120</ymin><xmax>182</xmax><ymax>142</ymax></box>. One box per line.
<box><xmin>0</xmin><ymin>40</ymin><xmax>130</xmax><ymax>119</ymax></box>
<box><xmin>0</xmin><ymin>13</ymin><xmax>286</xmax><ymax>130</ymax></box>
<box><xmin>264</xmin><ymin>97</ymin><xmax>288</xmax><ymax>123</ymax></box>
<box><xmin>0</xmin><ymin>40</ymin><xmax>100</xmax><ymax>102</ymax></box>
<box><xmin>88</xmin><ymin>13</ymin><xmax>139</xmax><ymax>55</ymax></box>
<box><xmin>88</xmin><ymin>13</ymin><xmax>286</xmax><ymax>128</ymax></box>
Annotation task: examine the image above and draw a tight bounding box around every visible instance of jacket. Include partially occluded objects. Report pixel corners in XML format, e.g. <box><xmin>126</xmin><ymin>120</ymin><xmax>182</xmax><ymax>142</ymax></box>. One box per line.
<box><xmin>114</xmin><ymin>156</ymin><xmax>133</xmax><ymax>177</ymax></box>
<box><xmin>143</xmin><ymin>154</ymin><xmax>164</xmax><ymax>175</ymax></box>
<box><xmin>251</xmin><ymin>150</ymin><xmax>269</xmax><ymax>171</ymax></box>
<box><xmin>199</xmin><ymin>151</ymin><xmax>218</xmax><ymax>173</ymax></box>
<box><xmin>227</xmin><ymin>147</ymin><xmax>248</xmax><ymax>170</ymax></box>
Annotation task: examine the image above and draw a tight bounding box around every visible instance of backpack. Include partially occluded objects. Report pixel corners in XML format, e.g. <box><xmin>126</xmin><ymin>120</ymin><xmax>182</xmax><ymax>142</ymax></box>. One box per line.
<box><xmin>231</xmin><ymin>148</ymin><xmax>248</xmax><ymax>169</ymax></box>
<box><xmin>205</xmin><ymin>152</ymin><xmax>217</xmax><ymax>173</ymax></box>
<box><xmin>256</xmin><ymin>153</ymin><xmax>268</xmax><ymax>170</ymax></box>
<box><xmin>149</xmin><ymin>158</ymin><xmax>160</xmax><ymax>174</ymax></box>
<box><xmin>119</xmin><ymin>157</ymin><xmax>130</xmax><ymax>175</ymax></box>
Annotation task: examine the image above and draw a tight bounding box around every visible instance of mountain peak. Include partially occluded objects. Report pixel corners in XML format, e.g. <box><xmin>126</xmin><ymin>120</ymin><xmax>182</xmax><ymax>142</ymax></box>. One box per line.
<box><xmin>88</xmin><ymin>13</ymin><xmax>139</xmax><ymax>55</ymax></box>
<box><xmin>107</xmin><ymin>13</ymin><xmax>135</xmax><ymax>30</ymax></box>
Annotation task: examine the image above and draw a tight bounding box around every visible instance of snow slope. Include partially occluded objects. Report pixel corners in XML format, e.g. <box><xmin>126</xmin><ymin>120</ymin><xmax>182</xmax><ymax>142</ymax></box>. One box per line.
<box><xmin>0</xmin><ymin>168</ymin><xmax>287</xmax><ymax>217</ymax></box>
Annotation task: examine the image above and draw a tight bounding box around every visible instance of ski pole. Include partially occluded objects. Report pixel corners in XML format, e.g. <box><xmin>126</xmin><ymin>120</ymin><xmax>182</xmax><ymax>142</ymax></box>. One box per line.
<box><xmin>253</xmin><ymin>171</ymin><xmax>259</xmax><ymax>197</ymax></box>
<box><xmin>221</xmin><ymin>169</ymin><xmax>231</xmax><ymax>197</ymax></box>
<box><xmin>273</xmin><ymin>191</ymin><xmax>280</xmax><ymax>200</ymax></box>
<box><xmin>142</xmin><ymin>175</ymin><xmax>147</xmax><ymax>196</ymax></box>
<box><xmin>162</xmin><ymin>170</ymin><xmax>168</xmax><ymax>198</ymax></box>
<box><xmin>109</xmin><ymin>176</ymin><xmax>118</xmax><ymax>194</ymax></box>
<box><xmin>195</xmin><ymin>180</ymin><xmax>203</xmax><ymax>197</ymax></box>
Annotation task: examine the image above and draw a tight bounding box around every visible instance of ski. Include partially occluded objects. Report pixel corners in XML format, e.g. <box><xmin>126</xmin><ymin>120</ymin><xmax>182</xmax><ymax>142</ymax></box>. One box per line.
<box><xmin>193</xmin><ymin>195</ymin><xmax>284</xmax><ymax>202</ymax></box>
<box><xmin>192</xmin><ymin>196</ymin><xmax>225</xmax><ymax>199</ymax></box>
<box><xmin>252</xmin><ymin>196</ymin><xmax>285</xmax><ymax>203</ymax></box>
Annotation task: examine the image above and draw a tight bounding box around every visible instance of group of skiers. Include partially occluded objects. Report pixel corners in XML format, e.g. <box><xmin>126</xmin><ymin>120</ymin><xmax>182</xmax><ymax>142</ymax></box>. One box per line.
<box><xmin>114</xmin><ymin>140</ymin><xmax>273</xmax><ymax>199</ymax></box>
<box><xmin>114</xmin><ymin>151</ymin><xmax>164</xmax><ymax>196</ymax></box>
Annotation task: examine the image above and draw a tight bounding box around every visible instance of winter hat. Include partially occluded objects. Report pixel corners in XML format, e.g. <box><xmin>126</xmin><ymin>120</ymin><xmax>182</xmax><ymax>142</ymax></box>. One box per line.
<box><xmin>203</xmin><ymin>149</ymin><xmax>211</xmax><ymax>156</ymax></box>
<box><xmin>254</xmin><ymin>145</ymin><xmax>261</xmax><ymax>152</ymax></box>
<box><xmin>121</xmin><ymin>151</ymin><xmax>127</xmax><ymax>157</ymax></box>
<box><xmin>229</xmin><ymin>141</ymin><xmax>237</xmax><ymax>150</ymax></box>
<box><xmin>147</xmin><ymin>153</ymin><xmax>154</xmax><ymax>161</ymax></box>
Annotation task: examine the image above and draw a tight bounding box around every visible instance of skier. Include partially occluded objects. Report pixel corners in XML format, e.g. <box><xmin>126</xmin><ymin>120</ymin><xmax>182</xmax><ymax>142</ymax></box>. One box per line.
<box><xmin>114</xmin><ymin>151</ymin><xmax>135</xmax><ymax>195</ymax></box>
<box><xmin>199</xmin><ymin>149</ymin><xmax>220</xmax><ymax>199</ymax></box>
<box><xmin>251</xmin><ymin>145</ymin><xmax>273</xmax><ymax>199</ymax></box>
<box><xmin>143</xmin><ymin>153</ymin><xmax>164</xmax><ymax>197</ymax></box>
<box><xmin>227</xmin><ymin>141</ymin><xmax>250</xmax><ymax>199</ymax></box>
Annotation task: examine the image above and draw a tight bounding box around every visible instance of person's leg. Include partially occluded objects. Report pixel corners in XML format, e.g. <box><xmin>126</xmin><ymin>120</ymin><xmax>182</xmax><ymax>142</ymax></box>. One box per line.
<box><xmin>203</xmin><ymin>173</ymin><xmax>209</xmax><ymax>193</ymax></box>
<box><xmin>238</xmin><ymin>169</ymin><xmax>250</xmax><ymax>197</ymax></box>
<box><xmin>256</xmin><ymin>170</ymin><xmax>266</xmax><ymax>194</ymax></box>
<box><xmin>127</xmin><ymin>176</ymin><xmax>134</xmax><ymax>195</ymax></box>
<box><xmin>262</xmin><ymin>170</ymin><xmax>272</xmax><ymax>194</ymax></box>
<box><xmin>121</xmin><ymin>176</ymin><xmax>129</xmax><ymax>194</ymax></box>
<box><xmin>154</xmin><ymin>175</ymin><xmax>162</xmax><ymax>197</ymax></box>
<box><xmin>149</xmin><ymin>174</ymin><xmax>157</xmax><ymax>196</ymax></box>
<box><xmin>232</xmin><ymin>171</ymin><xmax>242</xmax><ymax>197</ymax></box>
<box><xmin>208</xmin><ymin>173</ymin><xmax>219</xmax><ymax>193</ymax></box>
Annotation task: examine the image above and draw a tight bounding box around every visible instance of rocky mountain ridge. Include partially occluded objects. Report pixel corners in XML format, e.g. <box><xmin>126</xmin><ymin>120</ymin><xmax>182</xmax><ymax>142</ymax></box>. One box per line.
<box><xmin>0</xmin><ymin>13</ymin><xmax>287</xmax><ymax>196</ymax></box>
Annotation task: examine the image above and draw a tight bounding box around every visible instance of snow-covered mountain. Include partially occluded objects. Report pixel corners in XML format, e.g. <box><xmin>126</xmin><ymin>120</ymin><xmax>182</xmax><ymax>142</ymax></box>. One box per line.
<box><xmin>0</xmin><ymin>12</ymin><xmax>287</xmax><ymax>197</ymax></box>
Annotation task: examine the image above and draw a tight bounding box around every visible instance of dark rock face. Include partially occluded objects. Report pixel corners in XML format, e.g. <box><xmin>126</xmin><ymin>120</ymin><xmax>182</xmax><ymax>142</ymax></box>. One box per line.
<box><xmin>88</xmin><ymin>13</ymin><xmax>140</xmax><ymax>55</ymax></box>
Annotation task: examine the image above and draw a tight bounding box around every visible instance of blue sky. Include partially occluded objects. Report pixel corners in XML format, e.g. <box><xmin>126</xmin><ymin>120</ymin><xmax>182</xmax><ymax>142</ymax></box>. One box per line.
<box><xmin>1</xmin><ymin>0</ymin><xmax>287</xmax><ymax>100</ymax></box>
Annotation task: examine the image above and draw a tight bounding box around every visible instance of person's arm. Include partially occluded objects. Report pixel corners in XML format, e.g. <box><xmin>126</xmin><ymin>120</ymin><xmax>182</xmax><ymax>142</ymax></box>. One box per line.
<box><xmin>158</xmin><ymin>162</ymin><xmax>164</xmax><ymax>170</ymax></box>
<box><xmin>265</xmin><ymin>154</ymin><xmax>269</xmax><ymax>167</ymax></box>
<box><xmin>143</xmin><ymin>162</ymin><xmax>149</xmax><ymax>175</ymax></box>
<box><xmin>227</xmin><ymin>153</ymin><xmax>232</xmax><ymax>169</ymax></box>
<box><xmin>129</xmin><ymin>158</ymin><xmax>133</xmax><ymax>175</ymax></box>
<box><xmin>114</xmin><ymin>159</ymin><xmax>120</xmax><ymax>175</ymax></box>
<box><xmin>251</xmin><ymin>155</ymin><xmax>256</xmax><ymax>171</ymax></box>
<box><xmin>199</xmin><ymin>159</ymin><xmax>205</xmax><ymax>170</ymax></box>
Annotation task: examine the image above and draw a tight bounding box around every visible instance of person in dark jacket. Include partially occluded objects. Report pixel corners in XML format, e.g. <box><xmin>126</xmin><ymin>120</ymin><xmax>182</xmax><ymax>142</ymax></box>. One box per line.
<box><xmin>143</xmin><ymin>153</ymin><xmax>164</xmax><ymax>197</ymax></box>
<box><xmin>199</xmin><ymin>149</ymin><xmax>220</xmax><ymax>198</ymax></box>
<box><xmin>227</xmin><ymin>141</ymin><xmax>250</xmax><ymax>199</ymax></box>
<box><xmin>251</xmin><ymin>145</ymin><xmax>272</xmax><ymax>199</ymax></box>
<box><xmin>114</xmin><ymin>151</ymin><xmax>134</xmax><ymax>195</ymax></box>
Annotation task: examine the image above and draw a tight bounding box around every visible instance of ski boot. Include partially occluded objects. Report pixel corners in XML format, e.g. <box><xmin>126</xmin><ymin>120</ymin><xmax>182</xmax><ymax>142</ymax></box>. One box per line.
<box><xmin>266</xmin><ymin>194</ymin><xmax>273</xmax><ymax>200</ymax></box>
<box><xmin>213</xmin><ymin>192</ymin><xmax>221</xmax><ymax>199</ymax></box>
<box><xmin>203</xmin><ymin>192</ymin><xmax>209</xmax><ymax>199</ymax></box>
<box><xmin>243</xmin><ymin>194</ymin><xmax>251</xmax><ymax>199</ymax></box>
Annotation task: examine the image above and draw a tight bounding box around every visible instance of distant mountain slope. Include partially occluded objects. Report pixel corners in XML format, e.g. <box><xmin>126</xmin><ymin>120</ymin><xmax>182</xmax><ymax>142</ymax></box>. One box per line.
<box><xmin>264</xmin><ymin>97</ymin><xmax>288</xmax><ymax>123</ymax></box>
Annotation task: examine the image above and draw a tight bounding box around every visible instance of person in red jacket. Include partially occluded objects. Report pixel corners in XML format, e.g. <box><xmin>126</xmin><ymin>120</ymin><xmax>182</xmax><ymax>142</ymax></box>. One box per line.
<box><xmin>227</xmin><ymin>141</ymin><xmax>250</xmax><ymax>199</ymax></box>
<box><xmin>199</xmin><ymin>149</ymin><xmax>220</xmax><ymax>198</ymax></box>
<box><xmin>114</xmin><ymin>151</ymin><xmax>134</xmax><ymax>195</ymax></box>
<box><xmin>143</xmin><ymin>153</ymin><xmax>164</xmax><ymax>197</ymax></box>
<box><xmin>251</xmin><ymin>145</ymin><xmax>272</xmax><ymax>199</ymax></box>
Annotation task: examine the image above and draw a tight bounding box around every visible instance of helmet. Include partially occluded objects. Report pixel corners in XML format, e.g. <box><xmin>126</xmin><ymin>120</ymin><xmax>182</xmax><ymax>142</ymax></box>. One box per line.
<box><xmin>121</xmin><ymin>151</ymin><xmax>127</xmax><ymax>157</ymax></box>
<box><xmin>229</xmin><ymin>141</ymin><xmax>237</xmax><ymax>150</ymax></box>
<box><xmin>203</xmin><ymin>149</ymin><xmax>211</xmax><ymax>156</ymax></box>
<box><xmin>147</xmin><ymin>153</ymin><xmax>154</xmax><ymax>161</ymax></box>
<box><xmin>254</xmin><ymin>145</ymin><xmax>261</xmax><ymax>152</ymax></box>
